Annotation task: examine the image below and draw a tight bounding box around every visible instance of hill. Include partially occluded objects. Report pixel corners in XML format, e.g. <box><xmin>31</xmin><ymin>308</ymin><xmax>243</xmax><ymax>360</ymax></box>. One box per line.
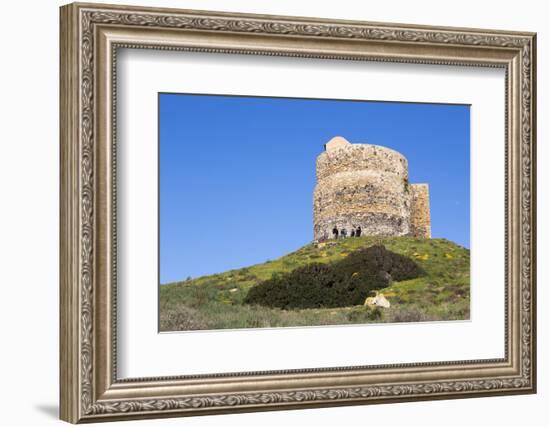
<box><xmin>160</xmin><ymin>236</ymin><xmax>470</xmax><ymax>331</ymax></box>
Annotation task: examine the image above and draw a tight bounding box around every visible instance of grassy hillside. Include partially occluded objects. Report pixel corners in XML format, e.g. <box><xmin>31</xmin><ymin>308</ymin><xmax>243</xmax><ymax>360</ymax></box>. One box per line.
<box><xmin>160</xmin><ymin>236</ymin><xmax>470</xmax><ymax>331</ymax></box>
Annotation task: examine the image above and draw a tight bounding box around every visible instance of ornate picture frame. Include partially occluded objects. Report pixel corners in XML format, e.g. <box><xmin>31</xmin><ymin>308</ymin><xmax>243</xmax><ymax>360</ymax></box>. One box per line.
<box><xmin>60</xmin><ymin>2</ymin><xmax>536</xmax><ymax>423</ymax></box>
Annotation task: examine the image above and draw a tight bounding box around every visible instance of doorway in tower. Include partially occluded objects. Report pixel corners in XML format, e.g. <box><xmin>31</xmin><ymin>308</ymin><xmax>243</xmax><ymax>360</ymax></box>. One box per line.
<box><xmin>158</xmin><ymin>92</ymin><xmax>471</xmax><ymax>332</ymax></box>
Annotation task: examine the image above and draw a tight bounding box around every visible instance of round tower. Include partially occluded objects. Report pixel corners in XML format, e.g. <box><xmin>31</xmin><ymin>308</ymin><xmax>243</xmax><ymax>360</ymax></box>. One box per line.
<box><xmin>313</xmin><ymin>136</ymin><xmax>412</xmax><ymax>241</ymax></box>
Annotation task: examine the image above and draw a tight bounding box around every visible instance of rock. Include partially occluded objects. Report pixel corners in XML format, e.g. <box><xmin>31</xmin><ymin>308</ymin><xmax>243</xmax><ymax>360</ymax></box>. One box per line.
<box><xmin>374</xmin><ymin>293</ymin><xmax>391</xmax><ymax>308</ymax></box>
<box><xmin>364</xmin><ymin>292</ymin><xmax>391</xmax><ymax>308</ymax></box>
<box><xmin>364</xmin><ymin>297</ymin><xmax>376</xmax><ymax>306</ymax></box>
<box><xmin>229</xmin><ymin>288</ymin><xmax>238</xmax><ymax>293</ymax></box>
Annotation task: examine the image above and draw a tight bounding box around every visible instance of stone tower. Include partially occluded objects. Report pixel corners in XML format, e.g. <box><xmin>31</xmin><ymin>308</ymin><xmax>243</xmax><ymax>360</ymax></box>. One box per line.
<box><xmin>313</xmin><ymin>136</ymin><xmax>431</xmax><ymax>241</ymax></box>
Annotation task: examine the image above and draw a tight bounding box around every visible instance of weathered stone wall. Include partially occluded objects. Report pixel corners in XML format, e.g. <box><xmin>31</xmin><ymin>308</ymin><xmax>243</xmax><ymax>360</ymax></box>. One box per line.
<box><xmin>313</xmin><ymin>138</ymin><xmax>412</xmax><ymax>241</ymax></box>
<box><xmin>313</xmin><ymin>136</ymin><xmax>431</xmax><ymax>241</ymax></box>
<box><xmin>409</xmin><ymin>184</ymin><xmax>431</xmax><ymax>238</ymax></box>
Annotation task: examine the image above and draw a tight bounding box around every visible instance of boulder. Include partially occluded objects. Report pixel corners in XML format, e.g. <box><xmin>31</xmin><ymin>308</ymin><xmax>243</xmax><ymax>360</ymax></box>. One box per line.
<box><xmin>364</xmin><ymin>292</ymin><xmax>391</xmax><ymax>308</ymax></box>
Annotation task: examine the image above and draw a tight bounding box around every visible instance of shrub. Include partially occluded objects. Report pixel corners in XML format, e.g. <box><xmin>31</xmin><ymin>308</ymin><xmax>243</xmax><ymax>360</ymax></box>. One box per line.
<box><xmin>387</xmin><ymin>307</ymin><xmax>429</xmax><ymax>323</ymax></box>
<box><xmin>244</xmin><ymin>245</ymin><xmax>423</xmax><ymax>309</ymax></box>
<box><xmin>346</xmin><ymin>307</ymin><xmax>383</xmax><ymax>322</ymax></box>
<box><xmin>159</xmin><ymin>306</ymin><xmax>207</xmax><ymax>331</ymax></box>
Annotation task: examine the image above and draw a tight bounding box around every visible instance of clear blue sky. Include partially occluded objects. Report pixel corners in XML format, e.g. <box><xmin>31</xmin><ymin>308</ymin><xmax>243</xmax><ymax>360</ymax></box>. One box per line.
<box><xmin>159</xmin><ymin>93</ymin><xmax>470</xmax><ymax>284</ymax></box>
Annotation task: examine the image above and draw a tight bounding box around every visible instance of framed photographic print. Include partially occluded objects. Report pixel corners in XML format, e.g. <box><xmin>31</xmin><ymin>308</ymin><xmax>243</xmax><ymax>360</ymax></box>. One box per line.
<box><xmin>158</xmin><ymin>95</ymin><xmax>470</xmax><ymax>331</ymax></box>
<box><xmin>60</xmin><ymin>2</ymin><xmax>537</xmax><ymax>423</ymax></box>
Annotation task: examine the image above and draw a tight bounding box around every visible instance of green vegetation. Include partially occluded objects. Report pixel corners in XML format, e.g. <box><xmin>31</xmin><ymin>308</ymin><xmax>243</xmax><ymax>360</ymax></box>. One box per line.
<box><xmin>160</xmin><ymin>236</ymin><xmax>470</xmax><ymax>331</ymax></box>
<box><xmin>244</xmin><ymin>245</ymin><xmax>423</xmax><ymax>309</ymax></box>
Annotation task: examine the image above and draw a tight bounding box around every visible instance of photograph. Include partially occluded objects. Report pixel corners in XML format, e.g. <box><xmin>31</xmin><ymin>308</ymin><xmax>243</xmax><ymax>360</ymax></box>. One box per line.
<box><xmin>56</xmin><ymin>2</ymin><xmax>536</xmax><ymax>423</ymax></box>
<box><xmin>158</xmin><ymin>93</ymin><xmax>471</xmax><ymax>331</ymax></box>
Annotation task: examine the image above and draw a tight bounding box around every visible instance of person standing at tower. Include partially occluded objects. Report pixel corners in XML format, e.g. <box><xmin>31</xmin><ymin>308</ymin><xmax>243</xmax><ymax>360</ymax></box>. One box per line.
<box><xmin>356</xmin><ymin>226</ymin><xmax>362</xmax><ymax>237</ymax></box>
<box><xmin>332</xmin><ymin>226</ymin><xmax>339</xmax><ymax>239</ymax></box>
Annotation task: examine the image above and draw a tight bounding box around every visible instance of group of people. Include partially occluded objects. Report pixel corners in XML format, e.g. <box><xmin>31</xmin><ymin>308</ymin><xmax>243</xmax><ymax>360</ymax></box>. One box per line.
<box><xmin>332</xmin><ymin>225</ymin><xmax>362</xmax><ymax>239</ymax></box>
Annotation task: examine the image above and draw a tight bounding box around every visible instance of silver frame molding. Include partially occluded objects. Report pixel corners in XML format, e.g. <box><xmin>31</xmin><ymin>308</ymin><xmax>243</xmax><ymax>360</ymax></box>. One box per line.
<box><xmin>60</xmin><ymin>2</ymin><xmax>537</xmax><ymax>423</ymax></box>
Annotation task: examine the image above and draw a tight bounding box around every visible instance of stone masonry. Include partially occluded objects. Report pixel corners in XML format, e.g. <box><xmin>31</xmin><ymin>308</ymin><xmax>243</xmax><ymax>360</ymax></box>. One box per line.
<box><xmin>313</xmin><ymin>136</ymin><xmax>431</xmax><ymax>241</ymax></box>
<box><xmin>409</xmin><ymin>183</ymin><xmax>431</xmax><ymax>239</ymax></box>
